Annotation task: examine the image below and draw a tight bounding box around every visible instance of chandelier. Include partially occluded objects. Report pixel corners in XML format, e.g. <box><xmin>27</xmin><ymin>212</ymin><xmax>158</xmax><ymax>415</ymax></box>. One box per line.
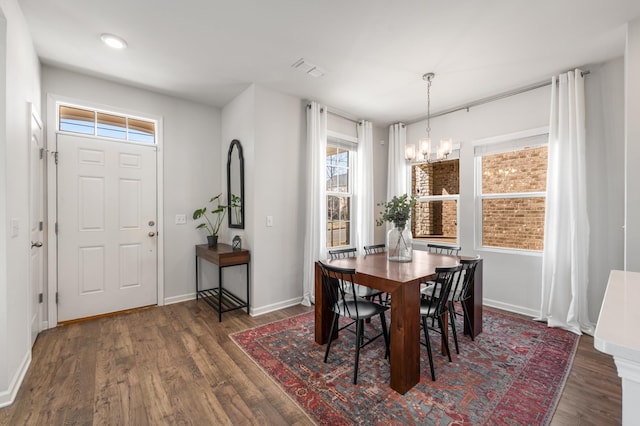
<box><xmin>405</xmin><ymin>72</ymin><xmax>453</xmax><ymax>163</ymax></box>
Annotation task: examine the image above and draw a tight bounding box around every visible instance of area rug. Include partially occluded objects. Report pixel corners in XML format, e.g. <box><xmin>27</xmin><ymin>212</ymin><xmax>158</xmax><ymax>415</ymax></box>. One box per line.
<box><xmin>230</xmin><ymin>308</ymin><xmax>578</xmax><ymax>425</ymax></box>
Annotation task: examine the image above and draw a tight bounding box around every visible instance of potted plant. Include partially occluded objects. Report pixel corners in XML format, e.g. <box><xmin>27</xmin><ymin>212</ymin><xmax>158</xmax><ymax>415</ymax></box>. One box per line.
<box><xmin>376</xmin><ymin>194</ymin><xmax>417</xmax><ymax>262</ymax></box>
<box><xmin>193</xmin><ymin>193</ymin><xmax>227</xmax><ymax>247</ymax></box>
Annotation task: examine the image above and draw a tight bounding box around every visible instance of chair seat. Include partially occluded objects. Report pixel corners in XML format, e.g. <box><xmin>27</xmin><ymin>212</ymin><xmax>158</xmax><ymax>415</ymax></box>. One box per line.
<box><xmin>334</xmin><ymin>299</ymin><xmax>389</xmax><ymax>320</ymax></box>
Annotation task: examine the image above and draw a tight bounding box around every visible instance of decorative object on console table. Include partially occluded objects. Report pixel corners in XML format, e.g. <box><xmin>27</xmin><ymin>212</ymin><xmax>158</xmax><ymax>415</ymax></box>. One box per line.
<box><xmin>376</xmin><ymin>194</ymin><xmax>416</xmax><ymax>262</ymax></box>
<box><xmin>192</xmin><ymin>193</ymin><xmax>227</xmax><ymax>247</ymax></box>
<box><xmin>232</xmin><ymin>235</ymin><xmax>241</xmax><ymax>250</ymax></box>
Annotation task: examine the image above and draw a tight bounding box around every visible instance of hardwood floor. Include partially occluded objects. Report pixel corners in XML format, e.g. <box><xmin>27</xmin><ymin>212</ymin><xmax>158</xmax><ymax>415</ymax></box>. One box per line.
<box><xmin>0</xmin><ymin>301</ymin><xmax>621</xmax><ymax>425</ymax></box>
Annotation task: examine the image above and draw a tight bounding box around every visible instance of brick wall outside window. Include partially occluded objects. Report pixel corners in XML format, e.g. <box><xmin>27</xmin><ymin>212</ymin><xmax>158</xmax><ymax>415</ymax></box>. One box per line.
<box><xmin>411</xmin><ymin>159</ymin><xmax>459</xmax><ymax>239</ymax></box>
<box><xmin>481</xmin><ymin>146</ymin><xmax>547</xmax><ymax>250</ymax></box>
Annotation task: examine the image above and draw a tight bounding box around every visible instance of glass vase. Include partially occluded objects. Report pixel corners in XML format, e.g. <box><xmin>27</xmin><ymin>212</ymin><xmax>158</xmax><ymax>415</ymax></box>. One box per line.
<box><xmin>387</xmin><ymin>225</ymin><xmax>413</xmax><ymax>262</ymax></box>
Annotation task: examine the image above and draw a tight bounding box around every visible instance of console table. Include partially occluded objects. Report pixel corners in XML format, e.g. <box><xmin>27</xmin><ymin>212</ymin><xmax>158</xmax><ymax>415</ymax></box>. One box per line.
<box><xmin>195</xmin><ymin>243</ymin><xmax>250</xmax><ymax>321</ymax></box>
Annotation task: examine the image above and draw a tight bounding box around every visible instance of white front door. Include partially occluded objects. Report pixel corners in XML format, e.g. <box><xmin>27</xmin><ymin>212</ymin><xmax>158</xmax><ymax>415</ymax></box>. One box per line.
<box><xmin>57</xmin><ymin>133</ymin><xmax>157</xmax><ymax>322</ymax></box>
<box><xmin>29</xmin><ymin>107</ymin><xmax>45</xmax><ymax>345</ymax></box>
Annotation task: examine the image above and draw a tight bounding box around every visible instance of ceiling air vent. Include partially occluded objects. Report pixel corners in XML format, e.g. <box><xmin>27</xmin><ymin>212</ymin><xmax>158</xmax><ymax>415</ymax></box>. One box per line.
<box><xmin>291</xmin><ymin>58</ymin><xmax>326</xmax><ymax>78</ymax></box>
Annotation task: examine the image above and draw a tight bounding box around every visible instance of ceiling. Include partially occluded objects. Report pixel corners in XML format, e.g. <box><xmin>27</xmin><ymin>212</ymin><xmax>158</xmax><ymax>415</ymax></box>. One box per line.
<box><xmin>18</xmin><ymin>0</ymin><xmax>640</xmax><ymax>126</ymax></box>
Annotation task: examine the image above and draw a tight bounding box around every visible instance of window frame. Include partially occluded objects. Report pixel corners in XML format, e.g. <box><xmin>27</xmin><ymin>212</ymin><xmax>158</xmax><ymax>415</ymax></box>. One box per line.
<box><xmin>410</xmin><ymin>154</ymin><xmax>461</xmax><ymax>247</ymax></box>
<box><xmin>325</xmin><ymin>132</ymin><xmax>357</xmax><ymax>250</ymax></box>
<box><xmin>473</xmin><ymin>127</ymin><xmax>549</xmax><ymax>255</ymax></box>
<box><xmin>56</xmin><ymin>102</ymin><xmax>158</xmax><ymax>146</ymax></box>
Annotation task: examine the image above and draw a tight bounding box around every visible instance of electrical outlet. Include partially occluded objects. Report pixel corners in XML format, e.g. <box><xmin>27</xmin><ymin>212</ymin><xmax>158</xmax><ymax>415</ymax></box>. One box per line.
<box><xmin>175</xmin><ymin>214</ymin><xmax>187</xmax><ymax>225</ymax></box>
<box><xmin>266</xmin><ymin>215</ymin><xmax>273</xmax><ymax>227</ymax></box>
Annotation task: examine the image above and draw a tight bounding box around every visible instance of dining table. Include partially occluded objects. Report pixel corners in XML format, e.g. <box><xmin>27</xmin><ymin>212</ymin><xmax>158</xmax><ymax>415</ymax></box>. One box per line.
<box><xmin>314</xmin><ymin>250</ymin><xmax>483</xmax><ymax>394</ymax></box>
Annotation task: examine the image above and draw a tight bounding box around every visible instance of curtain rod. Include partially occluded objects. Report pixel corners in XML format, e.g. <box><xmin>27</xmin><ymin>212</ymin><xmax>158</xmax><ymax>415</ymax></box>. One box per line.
<box><xmin>408</xmin><ymin>70</ymin><xmax>590</xmax><ymax>124</ymax></box>
<box><xmin>306</xmin><ymin>102</ymin><xmax>360</xmax><ymax>124</ymax></box>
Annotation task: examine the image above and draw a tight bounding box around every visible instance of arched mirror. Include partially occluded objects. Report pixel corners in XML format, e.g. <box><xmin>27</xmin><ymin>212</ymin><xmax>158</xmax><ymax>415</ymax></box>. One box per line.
<box><xmin>227</xmin><ymin>139</ymin><xmax>245</xmax><ymax>229</ymax></box>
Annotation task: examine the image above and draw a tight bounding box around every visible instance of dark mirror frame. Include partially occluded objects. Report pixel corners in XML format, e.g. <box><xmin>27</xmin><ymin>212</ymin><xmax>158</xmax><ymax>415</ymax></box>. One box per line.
<box><xmin>227</xmin><ymin>139</ymin><xmax>245</xmax><ymax>229</ymax></box>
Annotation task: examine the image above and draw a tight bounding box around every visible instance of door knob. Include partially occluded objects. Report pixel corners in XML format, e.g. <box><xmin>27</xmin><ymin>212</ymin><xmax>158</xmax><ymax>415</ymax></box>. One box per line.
<box><xmin>31</xmin><ymin>241</ymin><xmax>43</xmax><ymax>248</ymax></box>
<box><xmin>148</xmin><ymin>232</ymin><xmax>156</xmax><ymax>237</ymax></box>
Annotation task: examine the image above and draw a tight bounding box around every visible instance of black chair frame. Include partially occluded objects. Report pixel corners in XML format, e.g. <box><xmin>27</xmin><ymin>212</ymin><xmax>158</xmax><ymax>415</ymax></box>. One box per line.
<box><xmin>318</xmin><ymin>261</ymin><xmax>390</xmax><ymax>384</ymax></box>
<box><xmin>420</xmin><ymin>264</ymin><xmax>460</xmax><ymax>381</ymax></box>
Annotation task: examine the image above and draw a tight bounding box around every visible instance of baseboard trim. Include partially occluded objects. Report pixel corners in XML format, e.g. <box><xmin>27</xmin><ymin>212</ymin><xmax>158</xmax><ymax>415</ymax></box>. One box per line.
<box><xmin>0</xmin><ymin>349</ymin><xmax>31</xmax><ymax>408</ymax></box>
<box><xmin>164</xmin><ymin>292</ymin><xmax>196</xmax><ymax>305</ymax></box>
<box><xmin>483</xmin><ymin>298</ymin><xmax>540</xmax><ymax>318</ymax></box>
<box><xmin>250</xmin><ymin>297</ymin><xmax>305</xmax><ymax>317</ymax></box>
<box><xmin>164</xmin><ymin>291</ymin><xmax>304</xmax><ymax>318</ymax></box>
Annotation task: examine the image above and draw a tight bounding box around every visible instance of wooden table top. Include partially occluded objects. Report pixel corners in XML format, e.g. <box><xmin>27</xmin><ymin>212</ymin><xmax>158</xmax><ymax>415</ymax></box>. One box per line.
<box><xmin>323</xmin><ymin>251</ymin><xmax>460</xmax><ymax>289</ymax></box>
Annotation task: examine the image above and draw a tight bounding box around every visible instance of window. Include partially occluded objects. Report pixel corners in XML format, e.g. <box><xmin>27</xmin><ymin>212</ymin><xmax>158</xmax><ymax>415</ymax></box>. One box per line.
<box><xmin>475</xmin><ymin>131</ymin><xmax>548</xmax><ymax>251</ymax></box>
<box><xmin>58</xmin><ymin>104</ymin><xmax>156</xmax><ymax>144</ymax></box>
<box><xmin>326</xmin><ymin>144</ymin><xmax>353</xmax><ymax>248</ymax></box>
<box><xmin>411</xmin><ymin>158</ymin><xmax>460</xmax><ymax>244</ymax></box>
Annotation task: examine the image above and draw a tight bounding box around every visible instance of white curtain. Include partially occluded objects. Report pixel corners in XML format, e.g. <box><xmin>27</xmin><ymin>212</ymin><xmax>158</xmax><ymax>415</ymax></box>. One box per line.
<box><xmin>538</xmin><ymin>69</ymin><xmax>594</xmax><ymax>335</ymax></box>
<box><xmin>356</xmin><ymin>120</ymin><xmax>374</xmax><ymax>253</ymax></box>
<box><xmin>301</xmin><ymin>102</ymin><xmax>327</xmax><ymax>306</ymax></box>
<box><xmin>387</xmin><ymin>123</ymin><xmax>407</xmax><ymax>198</ymax></box>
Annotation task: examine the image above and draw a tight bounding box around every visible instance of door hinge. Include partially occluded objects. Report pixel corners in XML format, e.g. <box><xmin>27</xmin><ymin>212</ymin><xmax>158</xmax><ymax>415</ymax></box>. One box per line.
<box><xmin>39</xmin><ymin>148</ymin><xmax>44</xmax><ymax>159</ymax></box>
<box><xmin>55</xmin><ymin>222</ymin><xmax>58</xmax><ymax>234</ymax></box>
<box><xmin>38</xmin><ymin>293</ymin><xmax>43</xmax><ymax>304</ymax></box>
<box><xmin>55</xmin><ymin>292</ymin><xmax>59</xmax><ymax>304</ymax></box>
<box><xmin>39</xmin><ymin>221</ymin><xmax>44</xmax><ymax>231</ymax></box>
<box><xmin>54</xmin><ymin>151</ymin><xmax>59</xmax><ymax>165</ymax></box>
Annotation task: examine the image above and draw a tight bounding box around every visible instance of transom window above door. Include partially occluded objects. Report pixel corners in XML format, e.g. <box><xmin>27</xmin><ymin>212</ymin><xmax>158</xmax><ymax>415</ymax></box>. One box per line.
<box><xmin>58</xmin><ymin>104</ymin><xmax>156</xmax><ymax>144</ymax></box>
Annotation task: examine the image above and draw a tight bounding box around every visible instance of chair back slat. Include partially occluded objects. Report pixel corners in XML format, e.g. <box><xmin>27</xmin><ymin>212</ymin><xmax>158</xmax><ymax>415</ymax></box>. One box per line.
<box><xmin>328</xmin><ymin>248</ymin><xmax>357</xmax><ymax>259</ymax></box>
<box><xmin>451</xmin><ymin>256</ymin><xmax>480</xmax><ymax>303</ymax></box>
<box><xmin>422</xmin><ymin>265</ymin><xmax>460</xmax><ymax>317</ymax></box>
<box><xmin>363</xmin><ymin>244</ymin><xmax>385</xmax><ymax>255</ymax></box>
<box><xmin>427</xmin><ymin>243</ymin><xmax>461</xmax><ymax>256</ymax></box>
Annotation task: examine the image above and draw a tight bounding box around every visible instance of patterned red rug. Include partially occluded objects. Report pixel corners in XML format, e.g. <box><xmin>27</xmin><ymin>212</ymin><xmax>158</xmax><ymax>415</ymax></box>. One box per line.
<box><xmin>230</xmin><ymin>308</ymin><xmax>578</xmax><ymax>425</ymax></box>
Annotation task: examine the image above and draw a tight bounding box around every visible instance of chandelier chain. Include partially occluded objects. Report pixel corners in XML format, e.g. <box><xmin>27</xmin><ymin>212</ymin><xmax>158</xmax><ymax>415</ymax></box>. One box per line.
<box><xmin>426</xmin><ymin>77</ymin><xmax>432</xmax><ymax>139</ymax></box>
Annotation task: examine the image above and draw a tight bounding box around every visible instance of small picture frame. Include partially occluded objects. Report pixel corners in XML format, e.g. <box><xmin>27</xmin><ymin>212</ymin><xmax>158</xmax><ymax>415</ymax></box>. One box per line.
<box><xmin>232</xmin><ymin>235</ymin><xmax>242</xmax><ymax>251</ymax></box>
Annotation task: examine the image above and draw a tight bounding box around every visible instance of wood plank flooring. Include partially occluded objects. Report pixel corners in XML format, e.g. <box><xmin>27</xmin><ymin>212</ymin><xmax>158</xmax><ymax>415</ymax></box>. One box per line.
<box><xmin>0</xmin><ymin>301</ymin><xmax>621</xmax><ymax>425</ymax></box>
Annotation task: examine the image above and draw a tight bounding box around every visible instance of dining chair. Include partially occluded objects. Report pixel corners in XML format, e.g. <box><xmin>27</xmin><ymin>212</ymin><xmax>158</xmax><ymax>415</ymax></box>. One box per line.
<box><xmin>318</xmin><ymin>261</ymin><xmax>390</xmax><ymax>384</ymax></box>
<box><xmin>447</xmin><ymin>256</ymin><xmax>481</xmax><ymax>352</ymax></box>
<box><xmin>328</xmin><ymin>248</ymin><xmax>385</xmax><ymax>304</ymax></box>
<box><xmin>420</xmin><ymin>264</ymin><xmax>461</xmax><ymax>381</ymax></box>
<box><xmin>426</xmin><ymin>243</ymin><xmax>462</xmax><ymax>256</ymax></box>
<box><xmin>363</xmin><ymin>243</ymin><xmax>386</xmax><ymax>255</ymax></box>
<box><xmin>421</xmin><ymin>243</ymin><xmax>462</xmax><ymax>299</ymax></box>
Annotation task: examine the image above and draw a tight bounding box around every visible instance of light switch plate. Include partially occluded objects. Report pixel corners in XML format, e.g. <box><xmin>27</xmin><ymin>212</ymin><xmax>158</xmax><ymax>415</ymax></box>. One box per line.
<box><xmin>175</xmin><ymin>214</ymin><xmax>186</xmax><ymax>225</ymax></box>
<box><xmin>266</xmin><ymin>215</ymin><xmax>273</xmax><ymax>227</ymax></box>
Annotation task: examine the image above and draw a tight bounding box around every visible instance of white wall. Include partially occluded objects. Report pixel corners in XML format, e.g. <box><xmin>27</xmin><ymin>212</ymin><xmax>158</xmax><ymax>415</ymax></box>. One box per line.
<box><xmin>626</xmin><ymin>18</ymin><xmax>640</xmax><ymax>272</ymax></box>
<box><xmin>585</xmin><ymin>58</ymin><xmax>625</xmax><ymax>317</ymax></box>
<box><xmin>406</xmin><ymin>60</ymin><xmax>625</xmax><ymax>319</ymax></box>
<box><xmin>41</xmin><ymin>66</ymin><xmax>222</xmax><ymax>304</ymax></box>
<box><xmin>0</xmin><ymin>0</ymin><xmax>41</xmax><ymax>407</ymax></box>
<box><xmin>221</xmin><ymin>85</ymin><xmax>306</xmax><ymax>315</ymax></box>
<box><xmin>408</xmin><ymin>85</ymin><xmax>551</xmax><ymax>317</ymax></box>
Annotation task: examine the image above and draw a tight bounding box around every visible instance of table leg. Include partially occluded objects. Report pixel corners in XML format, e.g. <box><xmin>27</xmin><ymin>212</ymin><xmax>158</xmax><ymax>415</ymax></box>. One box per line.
<box><xmin>464</xmin><ymin>259</ymin><xmax>483</xmax><ymax>338</ymax></box>
<box><xmin>218</xmin><ymin>265</ymin><xmax>222</xmax><ymax>322</ymax></box>
<box><xmin>389</xmin><ymin>281</ymin><xmax>420</xmax><ymax>394</ymax></box>
<box><xmin>441</xmin><ymin>308</ymin><xmax>449</xmax><ymax>356</ymax></box>
<box><xmin>195</xmin><ymin>256</ymin><xmax>199</xmax><ymax>300</ymax></box>
<box><xmin>246</xmin><ymin>263</ymin><xmax>250</xmax><ymax>315</ymax></box>
<box><xmin>314</xmin><ymin>262</ymin><xmax>333</xmax><ymax>344</ymax></box>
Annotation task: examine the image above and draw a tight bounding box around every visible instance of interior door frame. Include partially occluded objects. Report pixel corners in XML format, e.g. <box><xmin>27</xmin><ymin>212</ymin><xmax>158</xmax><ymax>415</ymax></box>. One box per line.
<box><xmin>28</xmin><ymin>102</ymin><xmax>45</xmax><ymax>337</ymax></box>
<box><xmin>45</xmin><ymin>93</ymin><xmax>165</xmax><ymax>327</ymax></box>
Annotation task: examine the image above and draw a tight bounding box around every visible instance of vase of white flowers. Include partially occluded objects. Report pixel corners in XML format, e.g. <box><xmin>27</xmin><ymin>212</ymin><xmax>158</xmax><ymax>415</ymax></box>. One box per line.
<box><xmin>376</xmin><ymin>194</ymin><xmax>416</xmax><ymax>262</ymax></box>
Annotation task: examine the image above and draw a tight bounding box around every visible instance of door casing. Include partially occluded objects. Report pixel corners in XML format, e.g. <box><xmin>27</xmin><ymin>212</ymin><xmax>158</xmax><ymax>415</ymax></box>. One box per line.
<box><xmin>45</xmin><ymin>94</ymin><xmax>165</xmax><ymax>327</ymax></box>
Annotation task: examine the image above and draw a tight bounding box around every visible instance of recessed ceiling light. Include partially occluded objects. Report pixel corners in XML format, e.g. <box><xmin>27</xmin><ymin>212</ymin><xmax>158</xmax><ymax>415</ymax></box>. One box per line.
<box><xmin>100</xmin><ymin>33</ymin><xmax>127</xmax><ymax>49</ymax></box>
